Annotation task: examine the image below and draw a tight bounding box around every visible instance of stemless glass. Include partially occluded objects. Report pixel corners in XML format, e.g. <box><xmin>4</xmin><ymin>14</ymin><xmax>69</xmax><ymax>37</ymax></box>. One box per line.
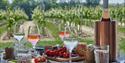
<box><xmin>63</xmin><ymin>38</ymin><xmax>78</xmax><ymax>63</ymax></box>
<box><xmin>0</xmin><ymin>50</ymin><xmax>4</xmax><ymax>63</ymax></box>
<box><xmin>94</xmin><ymin>45</ymin><xmax>109</xmax><ymax>63</ymax></box>
<box><xmin>27</xmin><ymin>25</ymin><xmax>40</xmax><ymax>50</ymax></box>
<box><xmin>117</xmin><ymin>51</ymin><xmax>125</xmax><ymax>63</ymax></box>
<box><xmin>17</xmin><ymin>51</ymin><xmax>32</xmax><ymax>63</ymax></box>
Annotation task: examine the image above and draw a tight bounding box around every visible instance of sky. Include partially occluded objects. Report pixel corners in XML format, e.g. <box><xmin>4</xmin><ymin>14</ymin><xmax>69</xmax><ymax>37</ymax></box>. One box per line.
<box><xmin>8</xmin><ymin>0</ymin><xmax>125</xmax><ymax>4</ymax></box>
<box><xmin>8</xmin><ymin>0</ymin><xmax>13</xmax><ymax>4</ymax></box>
<box><xmin>100</xmin><ymin>0</ymin><xmax>125</xmax><ymax>4</ymax></box>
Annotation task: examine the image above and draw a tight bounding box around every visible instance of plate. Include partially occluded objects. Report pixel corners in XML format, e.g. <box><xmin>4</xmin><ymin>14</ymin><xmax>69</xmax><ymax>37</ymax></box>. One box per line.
<box><xmin>46</xmin><ymin>56</ymin><xmax>84</xmax><ymax>62</ymax></box>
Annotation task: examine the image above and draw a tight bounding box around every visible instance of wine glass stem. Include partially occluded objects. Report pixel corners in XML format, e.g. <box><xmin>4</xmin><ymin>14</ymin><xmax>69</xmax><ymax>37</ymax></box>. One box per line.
<box><xmin>33</xmin><ymin>45</ymin><xmax>36</xmax><ymax>54</ymax></box>
<box><xmin>69</xmin><ymin>51</ymin><xmax>72</xmax><ymax>63</ymax></box>
<box><xmin>33</xmin><ymin>46</ymin><xmax>35</xmax><ymax>49</ymax></box>
<box><xmin>32</xmin><ymin>45</ymin><xmax>36</xmax><ymax>57</ymax></box>
<box><xmin>18</xmin><ymin>40</ymin><xmax>21</xmax><ymax>49</ymax></box>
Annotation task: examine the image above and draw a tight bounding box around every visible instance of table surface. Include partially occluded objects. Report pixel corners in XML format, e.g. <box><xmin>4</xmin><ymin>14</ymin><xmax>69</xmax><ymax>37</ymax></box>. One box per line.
<box><xmin>48</xmin><ymin>60</ymin><xmax>84</xmax><ymax>63</ymax></box>
<box><xmin>0</xmin><ymin>50</ymin><xmax>125</xmax><ymax>63</ymax></box>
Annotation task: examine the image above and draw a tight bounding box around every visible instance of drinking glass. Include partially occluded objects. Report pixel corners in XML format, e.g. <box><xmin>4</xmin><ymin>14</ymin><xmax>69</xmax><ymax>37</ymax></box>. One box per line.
<box><xmin>27</xmin><ymin>25</ymin><xmax>40</xmax><ymax>57</ymax></box>
<box><xmin>59</xmin><ymin>31</ymin><xmax>70</xmax><ymax>40</ymax></box>
<box><xmin>94</xmin><ymin>45</ymin><xmax>109</xmax><ymax>63</ymax></box>
<box><xmin>27</xmin><ymin>25</ymin><xmax>40</xmax><ymax>49</ymax></box>
<box><xmin>0</xmin><ymin>50</ymin><xmax>4</xmax><ymax>63</ymax></box>
<box><xmin>13</xmin><ymin>23</ymin><xmax>25</xmax><ymax>59</ymax></box>
<box><xmin>17</xmin><ymin>50</ymin><xmax>32</xmax><ymax>63</ymax></box>
<box><xmin>63</xmin><ymin>38</ymin><xmax>78</xmax><ymax>63</ymax></box>
<box><xmin>117</xmin><ymin>51</ymin><xmax>125</xmax><ymax>63</ymax></box>
<box><xmin>0</xmin><ymin>50</ymin><xmax>8</xmax><ymax>63</ymax></box>
<box><xmin>13</xmin><ymin>23</ymin><xmax>25</xmax><ymax>48</ymax></box>
<box><xmin>59</xmin><ymin>23</ymin><xmax>70</xmax><ymax>41</ymax></box>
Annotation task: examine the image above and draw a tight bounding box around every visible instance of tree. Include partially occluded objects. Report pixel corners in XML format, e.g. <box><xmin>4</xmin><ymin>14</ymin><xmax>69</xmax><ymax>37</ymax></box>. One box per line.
<box><xmin>1</xmin><ymin>8</ymin><xmax>28</xmax><ymax>40</ymax></box>
<box><xmin>12</xmin><ymin>0</ymin><xmax>38</xmax><ymax>20</ymax></box>
<box><xmin>0</xmin><ymin>10</ymin><xmax>6</xmax><ymax>21</ymax></box>
<box><xmin>0</xmin><ymin>0</ymin><xmax>8</xmax><ymax>9</ymax></box>
<box><xmin>86</xmin><ymin>0</ymin><xmax>100</xmax><ymax>7</ymax></box>
<box><xmin>0</xmin><ymin>10</ymin><xmax>6</xmax><ymax>26</ymax></box>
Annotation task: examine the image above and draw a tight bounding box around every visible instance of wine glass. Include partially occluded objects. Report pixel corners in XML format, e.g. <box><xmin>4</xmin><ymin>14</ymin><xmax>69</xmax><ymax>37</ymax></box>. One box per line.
<box><xmin>59</xmin><ymin>23</ymin><xmax>70</xmax><ymax>41</ymax></box>
<box><xmin>63</xmin><ymin>38</ymin><xmax>78</xmax><ymax>63</ymax></box>
<box><xmin>13</xmin><ymin>22</ymin><xmax>25</xmax><ymax>59</ymax></box>
<box><xmin>27</xmin><ymin>25</ymin><xmax>40</xmax><ymax>49</ymax></box>
<box><xmin>59</xmin><ymin>31</ymin><xmax>70</xmax><ymax>40</ymax></box>
<box><xmin>13</xmin><ymin>23</ymin><xmax>25</xmax><ymax>49</ymax></box>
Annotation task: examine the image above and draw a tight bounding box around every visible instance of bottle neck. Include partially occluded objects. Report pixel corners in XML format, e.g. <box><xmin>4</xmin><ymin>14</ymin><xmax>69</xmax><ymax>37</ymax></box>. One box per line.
<box><xmin>101</xmin><ymin>9</ymin><xmax>110</xmax><ymax>21</ymax></box>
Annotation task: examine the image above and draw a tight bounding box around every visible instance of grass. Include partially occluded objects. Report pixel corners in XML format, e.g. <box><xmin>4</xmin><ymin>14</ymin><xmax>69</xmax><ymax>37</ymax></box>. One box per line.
<box><xmin>118</xmin><ymin>27</ymin><xmax>125</xmax><ymax>33</ymax></box>
<box><xmin>78</xmin><ymin>37</ymin><xmax>94</xmax><ymax>44</ymax></box>
<box><xmin>0</xmin><ymin>40</ymin><xmax>63</xmax><ymax>49</ymax></box>
<box><xmin>24</xmin><ymin>40</ymin><xmax>63</xmax><ymax>48</ymax></box>
<box><xmin>0</xmin><ymin>42</ymin><xmax>14</xmax><ymax>49</ymax></box>
<box><xmin>1</xmin><ymin>37</ymin><xmax>125</xmax><ymax>53</ymax></box>
<box><xmin>46</xmin><ymin>22</ymin><xmax>60</xmax><ymax>40</ymax></box>
<box><xmin>0</xmin><ymin>38</ymin><xmax>94</xmax><ymax>49</ymax></box>
<box><xmin>119</xmin><ymin>38</ymin><xmax>125</xmax><ymax>52</ymax></box>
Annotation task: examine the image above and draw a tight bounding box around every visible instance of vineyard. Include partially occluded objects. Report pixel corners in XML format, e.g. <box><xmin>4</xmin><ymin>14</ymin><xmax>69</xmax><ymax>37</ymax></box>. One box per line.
<box><xmin>0</xmin><ymin>6</ymin><xmax>125</xmax><ymax>51</ymax></box>
<box><xmin>0</xmin><ymin>6</ymin><xmax>125</xmax><ymax>38</ymax></box>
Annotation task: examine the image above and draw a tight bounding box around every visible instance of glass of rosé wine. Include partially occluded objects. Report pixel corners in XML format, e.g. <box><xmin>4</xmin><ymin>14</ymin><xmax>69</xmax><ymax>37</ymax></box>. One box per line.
<box><xmin>27</xmin><ymin>25</ymin><xmax>40</xmax><ymax>49</ymax></box>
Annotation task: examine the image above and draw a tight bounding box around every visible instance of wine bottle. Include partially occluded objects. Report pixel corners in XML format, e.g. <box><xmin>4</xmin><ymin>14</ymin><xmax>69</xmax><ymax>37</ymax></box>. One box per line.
<box><xmin>95</xmin><ymin>0</ymin><xmax>116</xmax><ymax>62</ymax></box>
<box><xmin>102</xmin><ymin>0</ymin><xmax>110</xmax><ymax>21</ymax></box>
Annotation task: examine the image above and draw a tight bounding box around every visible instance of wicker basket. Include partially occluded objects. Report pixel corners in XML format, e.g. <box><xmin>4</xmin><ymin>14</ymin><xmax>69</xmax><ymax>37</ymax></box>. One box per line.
<box><xmin>75</xmin><ymin>44</ymin><xmax>95</xmax><ymax>63</ymax></box>
<box><xmin>75</xmin><ymin>43</ymin><xmax>87</xmax><ymax>57</ymax></box>
<box><xmin>85</xmin><ymin>46</ymin><xmax>95</xmax><ymax>63</ymax></box>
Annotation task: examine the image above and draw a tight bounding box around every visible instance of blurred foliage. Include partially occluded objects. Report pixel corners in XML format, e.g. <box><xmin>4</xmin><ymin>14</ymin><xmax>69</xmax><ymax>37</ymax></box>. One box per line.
<box><xmin>32</xmin><ymin>6</ymin><xmax>45</xmax><ymax>27</ymax></box>
<box><xmin>119</xmin><ymin>38</ymin><xmax>125</xmax><ymax>52</ymax></box>
<box><xmin>46</xmin><ymin>22</ymin><xmax>60</xmax><ymax>39</ymax></box>
<box><xmin>0</xmin><ymin>42</ymin><xmax>14</xmax><ymax>49</ymax></box>
<box><xmin>86</xmin><ymin>0</ymin><xmax>100</xmax><ymax>7</ymax></box>
<box><xmin>5</xmin><ymin>8</ymin><xmax>28</xmax><ymax>32</ymax></box>
<box><xmin>118</xmin><ymin>27</ymin><xmax>125</xmax><ymax>33</ymax></box>
<box><xmin>0</xmin><ymin>0</ymin><xmax>124</xmax><ymax>20</ymax></box>
<box><xmin>0</xmin><ymin>8</ymin><xmax>28</xmax><ymax>38</ymax></box>
<box><xmin>32</xmin><ymin>6</ymin><xmax>46</xmax><ymax>34</ymax></box>
<box><xmin>0</xmin><ymin>10</ymin><xmax>6</xmax><ymax>21</ymax></box>
<box><xmin>0</xmin><ymin>0</ymin><xmax>8</xmax><ymax>10</ymax></box>
<box><xmin>0</xmin><ymin>2</ymin><xmax>125</xmax><ymax>38</ymax></box>
<box><xmin>44</xmin><ymin>6</ymin><xmax>125</xmax><ymax>27</ymax></box>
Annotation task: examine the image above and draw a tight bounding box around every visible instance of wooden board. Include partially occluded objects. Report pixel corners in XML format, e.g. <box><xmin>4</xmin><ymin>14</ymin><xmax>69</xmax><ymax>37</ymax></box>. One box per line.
<box><xmin>46</xmin><ymin>56</ymin><xmax>84</xmax><ymax>62</ymax></box>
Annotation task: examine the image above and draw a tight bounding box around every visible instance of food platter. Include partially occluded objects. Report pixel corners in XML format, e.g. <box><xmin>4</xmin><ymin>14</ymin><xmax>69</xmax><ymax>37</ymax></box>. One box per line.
<box><xmin>44</xmin><ymin>44</ymin><xmax>86</xmax><ymax>62</ymax></box>
<box><xmin>46</xmin><ymin>56</ymin><xmax>84</xmax><ymax>62</ymax></box>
